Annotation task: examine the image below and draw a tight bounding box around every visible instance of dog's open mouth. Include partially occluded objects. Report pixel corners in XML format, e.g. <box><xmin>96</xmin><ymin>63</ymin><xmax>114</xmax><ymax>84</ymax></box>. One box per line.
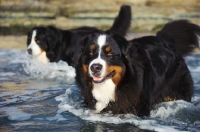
<box><xmin>92</xmin><ymin>70</ymin><xmax>115</xmax><ymax>83</ymax></box>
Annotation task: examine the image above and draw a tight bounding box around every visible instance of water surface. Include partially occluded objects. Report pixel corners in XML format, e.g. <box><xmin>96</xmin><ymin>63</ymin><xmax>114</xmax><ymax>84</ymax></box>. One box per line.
<box><xmin>0</xmin><ymin>49</ymin><xmax>200</xmax><ymax>131</ymax></box>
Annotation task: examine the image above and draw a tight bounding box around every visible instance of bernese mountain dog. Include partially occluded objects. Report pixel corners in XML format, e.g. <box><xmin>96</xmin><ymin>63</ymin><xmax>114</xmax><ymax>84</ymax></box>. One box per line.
<box><xmin>75</xmin><ymin>20</ymin><xmax>200</xmax><ymax>116</ymax></box>
<box><xmin>26</xmin><ymin>5</ymin><xmax>131</xmax><ymax>66</ymax></box>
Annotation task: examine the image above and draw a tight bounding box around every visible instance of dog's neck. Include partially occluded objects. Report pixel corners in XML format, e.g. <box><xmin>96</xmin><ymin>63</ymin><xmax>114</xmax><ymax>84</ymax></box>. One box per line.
<box><xmin>92</xmin><ymin>78</ymin><xmax>116</xmax><ymax>113</ymax></box>
<box><xmin>33</xmin><ymin>51</ymin><xmax>49</xmax><ymax>64</ymax></box>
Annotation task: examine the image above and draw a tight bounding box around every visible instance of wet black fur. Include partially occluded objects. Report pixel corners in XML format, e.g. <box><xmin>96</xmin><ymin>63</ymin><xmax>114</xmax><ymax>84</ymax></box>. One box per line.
<box><xmin>27</xmin><ymin>5</ymin><xmax>132</xmax><ymax>66</ymax></box>
<box><xmin>76</xmin><ymin>20</ymin><xmax>200</xmax><ymax>116</ymax></box>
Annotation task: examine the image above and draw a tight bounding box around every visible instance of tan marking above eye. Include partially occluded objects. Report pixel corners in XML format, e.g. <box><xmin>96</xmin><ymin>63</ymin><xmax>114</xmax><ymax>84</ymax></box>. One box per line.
<box><xmin>105</xmin><ymin>46</ymin><xmax>111</xmax><ymax>53</ymax></box>
<box><xmin>104</xmin><ymin>46</ymin><xmax>113</xmax><ymax>56</ymax></box>
<box><xmin>90</xmin><ymin>44</ymin><xmax>96</xmax><ymax>50</ymax></box>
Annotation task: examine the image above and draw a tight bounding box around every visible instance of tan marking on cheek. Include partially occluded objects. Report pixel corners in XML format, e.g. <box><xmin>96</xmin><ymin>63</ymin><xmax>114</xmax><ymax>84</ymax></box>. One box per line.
<box><xmin>164</xmin><ymin>96</ymin><xmax>176</xmax><ymax>102</ymax></box>
<box><xmin>82</xmin><ymin>64</ymin><xmax>93</xmax><ymax>89</ymax></box>
<box><xmin>40</xmin><ymin>48</ymin><xmax>45</xmax><ymax>52</ymax></box>
<box><xmin>40</xmin><ymin>45</ymin><xmax>48</xmax><ymax>52</ymax></box>
<box><xmin>107</xmin><ymin>65</ymin><xmax>124</xmax><ymax>85</ymax></box>
<box><xmin>82</xmin><ymin>64</ymin><xmax>88</xmax><ymax>75</ymax></box>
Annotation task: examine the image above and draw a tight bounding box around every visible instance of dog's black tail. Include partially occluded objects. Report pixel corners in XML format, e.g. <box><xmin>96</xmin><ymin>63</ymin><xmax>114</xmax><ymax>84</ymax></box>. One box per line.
<box><xmin>157</xmin><ymin>20</ymin><xmax>200</xmax><ymax>55</ymax></box>
<box><xmin>107</xmin><ymin>5</ymin><xmax>132</xmax><ymax>36</ymax></box>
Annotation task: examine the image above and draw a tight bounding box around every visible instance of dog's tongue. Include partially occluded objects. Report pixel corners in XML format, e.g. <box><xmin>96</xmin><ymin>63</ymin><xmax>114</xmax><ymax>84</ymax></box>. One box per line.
<box><xmin>93</xmin><ymin>76</ymin><xmax>103</xmax><ymax>81</ymax></box>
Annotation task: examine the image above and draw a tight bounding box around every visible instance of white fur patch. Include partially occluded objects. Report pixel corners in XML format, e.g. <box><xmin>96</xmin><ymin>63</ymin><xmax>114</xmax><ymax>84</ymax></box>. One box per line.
<box><xmin>97</xmin><ymin>34</ymin><xmax>106</xmax><ymax>47</ymax></box>
<box><xmin>34</xmin><ymin>51</ymin><xmax>49</xmax><ymax>64</ymax></box>
<box><xmin>89</xmin><ymin>34</ymin><xmax>107</xmax><ymax>77</ymax></box>
<box><xmin>92</xmin><ymin>78</ymin><xmax>116</xmax><ymax>113</ymax></box>
<box><xmin>27</xmin><ymin>30</ymin><xmax>49</xmax><ymax>63</ymax></box>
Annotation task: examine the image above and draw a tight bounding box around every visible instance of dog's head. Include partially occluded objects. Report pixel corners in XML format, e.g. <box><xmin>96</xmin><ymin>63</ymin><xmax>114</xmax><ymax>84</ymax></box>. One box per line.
<box><xmin>77</xmin><ymin>32</ymin><xmax>129</xmax><ymax>85</ymax></box>
<box><xmin>27</xmin><ymin>26</ymin><xmax>61</xmax><ymax>63</ymax></box>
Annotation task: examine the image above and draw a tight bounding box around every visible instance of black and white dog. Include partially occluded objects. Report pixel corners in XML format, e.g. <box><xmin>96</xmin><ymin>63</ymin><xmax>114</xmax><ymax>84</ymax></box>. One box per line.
<box><xmin>26</xmin><ymin>5</ymin><xmax>131</xmax><ymax>66</ymax></box>
<box><xmin>75</xmin><ymin>20</ymin><xmax>200</xmax><ymax>116</ymax></box>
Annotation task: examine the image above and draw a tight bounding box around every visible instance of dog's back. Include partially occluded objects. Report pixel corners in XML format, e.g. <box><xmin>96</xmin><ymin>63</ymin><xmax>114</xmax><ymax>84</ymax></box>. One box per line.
<box><xmin>127</xmin><ymin>20</ymin><xmax>200</xmax><ymax>116</ymax></box>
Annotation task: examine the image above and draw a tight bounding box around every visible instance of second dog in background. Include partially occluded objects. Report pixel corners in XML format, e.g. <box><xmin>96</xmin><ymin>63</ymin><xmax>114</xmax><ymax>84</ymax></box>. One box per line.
<box><xmin>26</xmin><ymin>5</ymin><xmax>132</xmax><ymax>66</ymax></box>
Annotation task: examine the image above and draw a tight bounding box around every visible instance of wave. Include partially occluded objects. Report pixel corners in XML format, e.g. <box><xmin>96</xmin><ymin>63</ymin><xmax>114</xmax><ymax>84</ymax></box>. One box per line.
<box><xmin>22</xmin><ymin>55</ymin><xmax>75</xmax><ymax>83</ymax></box>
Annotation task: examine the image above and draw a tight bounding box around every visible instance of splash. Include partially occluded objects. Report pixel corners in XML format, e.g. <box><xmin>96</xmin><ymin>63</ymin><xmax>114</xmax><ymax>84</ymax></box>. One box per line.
<box><xmin>185</xmin><ymin>55</ymin><xmax>200</xmax><ymax>85</ymax></box>
<box><xmin>22</xmin><ymin>55</ymin><xmax>76</xmax><ymax>83</ymax></box>
<box><xmin>53</xmin><ymin>86</ymin><xmax>185</xmax><ymax>132</ymax></box>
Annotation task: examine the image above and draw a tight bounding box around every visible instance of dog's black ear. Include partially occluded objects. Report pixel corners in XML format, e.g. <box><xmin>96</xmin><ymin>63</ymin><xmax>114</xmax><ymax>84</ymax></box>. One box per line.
<box><xmin>45</xmin><ymin>26</ymin><xmax>62</xmax><ymax>61</ymax></box>
<box><xmin>26</xmin><ymin>30</ymin><xmax>32</xmax><ymax>46</ymax></box>
<box><xmin>45</xmin><ymin>26</ymin><xmax>62</xmax><ymax>49</ymax></box>
<box><xmin>76</xmin><ymin>35</ymin><xmax>89</xmax><ymax>65</ymax></box>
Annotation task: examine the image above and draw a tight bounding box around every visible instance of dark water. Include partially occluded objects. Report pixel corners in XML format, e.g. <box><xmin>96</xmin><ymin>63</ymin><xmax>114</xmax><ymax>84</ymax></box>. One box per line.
<box><xmin>0</xmin><ymin>49</ymin><xmax>200</xmax><ymax>132</ymax></box>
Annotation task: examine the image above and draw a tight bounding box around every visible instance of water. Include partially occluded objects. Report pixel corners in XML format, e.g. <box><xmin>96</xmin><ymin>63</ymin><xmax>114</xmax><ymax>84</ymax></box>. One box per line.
<box><xmin>0</xmin><ymin>49</ymin><xmax>200</xmax><ymax>132</ymax></box>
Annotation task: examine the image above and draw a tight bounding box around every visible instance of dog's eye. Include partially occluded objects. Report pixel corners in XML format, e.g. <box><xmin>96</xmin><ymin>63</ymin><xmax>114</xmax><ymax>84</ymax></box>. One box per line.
<box><xmin>89</xmin><ymin>50</ymin><xmax>94</xmax><ymax>56</ymax></box>
<box><xmin>34</xmin><ymin>38</ymin><xmax>40</xmax><ymax>43</ymax></box>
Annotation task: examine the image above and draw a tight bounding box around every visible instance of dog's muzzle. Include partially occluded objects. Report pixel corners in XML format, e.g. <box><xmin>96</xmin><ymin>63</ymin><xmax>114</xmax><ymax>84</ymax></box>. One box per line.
<box><xmin>90</xmin><ymin>63</ymin><xmax>102</xmax><ymax>76</ymax></box>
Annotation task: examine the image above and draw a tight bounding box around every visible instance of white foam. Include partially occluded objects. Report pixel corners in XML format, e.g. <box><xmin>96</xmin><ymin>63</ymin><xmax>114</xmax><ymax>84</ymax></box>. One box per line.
<box><xmin>184</xmin><ymin>55</ymin><xmax>200</xmax><ymax>84</ymax></box>
<box><xmin>54</xmin><ymin>86</ymin><xmax>181</xmax><ymax>132</ymax></box>
<box><xmin>185</xmin><ymin>55</ymin><xmax>200</xmax><ymax>72</ymax></box>
<box><xmin>22</xmin><ymin>56</ymin><xmax>76</xmax><ymax>83</ymax></box>
<box><xmin>0</xmin><ymin>106</ymin><xmax>32</xmax><ymax>121</ymax></box>
<box><xmin>151</xmin><ymin>99</ymin><xmax>200</xmax><ymax>125</ymax></box>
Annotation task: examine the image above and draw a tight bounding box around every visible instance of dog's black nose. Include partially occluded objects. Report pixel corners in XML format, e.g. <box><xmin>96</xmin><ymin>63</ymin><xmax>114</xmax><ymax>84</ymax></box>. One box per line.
<box><xmin>27</xmin><ymin>48</ymin><xmax>32</xmax><ymax>55</ymax></box>
<box><xmin>91</xmin><ymin>64</ymin><xmax>102</xmax><ymax>73</ymax></box>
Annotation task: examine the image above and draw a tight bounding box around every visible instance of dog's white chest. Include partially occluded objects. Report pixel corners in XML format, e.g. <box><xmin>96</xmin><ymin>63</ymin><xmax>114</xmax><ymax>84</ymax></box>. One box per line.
<box><xmin>34</xmin><ymin>51</ymin><xmax>49</xmax><ymax>64</ymax></box>
<box><xmin>92</xmin><ymin>79</ymin><xmax>116</xmax><ymax>113</ymax></box>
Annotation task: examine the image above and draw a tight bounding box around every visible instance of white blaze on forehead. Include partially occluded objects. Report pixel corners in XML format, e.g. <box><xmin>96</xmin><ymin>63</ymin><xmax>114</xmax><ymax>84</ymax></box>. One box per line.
<box><xmin>27</xmin><ymin>30</ymin><xmax>49</xmax><ymax>63</ymax></box>
<box><xmin>89</xmin><ymin>34</ymin><xmax>107</xmax><ymax>77</ymax></box>
<box><xmin>97</xmin><ymin>34</ymin><xmax>107</xmax><ymax>47</ymax></box>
